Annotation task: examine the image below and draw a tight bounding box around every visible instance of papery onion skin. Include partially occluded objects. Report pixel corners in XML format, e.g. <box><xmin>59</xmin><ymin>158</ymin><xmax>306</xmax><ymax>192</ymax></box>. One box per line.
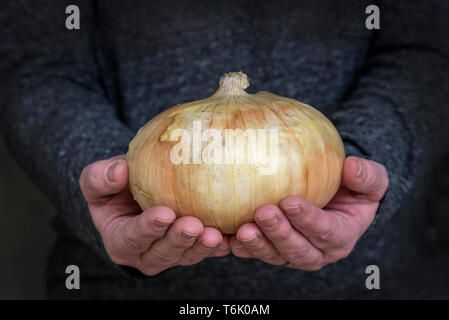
<box><xmin>126</xmin><ymin>72</ymin><xmax>345</xmax><ymax>234</ymax></box>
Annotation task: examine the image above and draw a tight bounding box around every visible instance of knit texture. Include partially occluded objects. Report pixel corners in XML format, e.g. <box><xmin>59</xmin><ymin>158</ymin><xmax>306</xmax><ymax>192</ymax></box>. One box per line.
<box><xmin>1</xmin><ymin>0</ymin><xmax>449</xmax><ymax>299</ymax></box>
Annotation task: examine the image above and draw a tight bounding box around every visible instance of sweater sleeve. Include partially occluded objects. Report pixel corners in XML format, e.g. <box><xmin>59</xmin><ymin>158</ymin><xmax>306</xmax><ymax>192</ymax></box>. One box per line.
<box><xmin>0</xmin><ymin>1</ymin><xmax>133</xmax><ymax>263</ymax></box>
<box><xmin>331</xmin><ymin>0</ymin><xmax>449</xmax><ymax>222</ymax></box>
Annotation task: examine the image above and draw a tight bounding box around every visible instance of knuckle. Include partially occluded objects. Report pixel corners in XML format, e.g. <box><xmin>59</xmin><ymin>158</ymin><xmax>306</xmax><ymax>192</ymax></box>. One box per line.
<box><xmin>244</xmin><ymin>238</ymin><xmax>262</xmax><ymax>250</ymax></box>
<box><xmin>317</xmin><ymin>224</ymin><xmax>337</xmax><ymax>242</ymax></box>
<box><xmin>284</xmin><ymin>244</ymin><xmax>311</xmax><ymax>263</ymax></box>
<box><xmin>172</xmin><ymin>231</ymin><xmax>200</xmax><ymax>248</ymax></box>
<box><xmin>151</xmin><ymin>247</ymin><xmax>177</xmax><ymax>265</ymax></box>
<box><xmin>317</xmin><ymin>230</ymin><xmax>333</xmax><ymax>242</ymax></box>
<box><xmin>135</xmin><ymin>214</ymin><xmax>156</xmax><ymax>236</ymax></box>
<box><xmin>196</xmin><ymin>244</ymin><xmax>216</xmax><ymax>255</ymax></box>
<box><xmin>122</xmin><ymin>235</ymin><xmax>142</xmax><ymax>250</ymax></box>
<box><xmin>190</xmin><ymin>245</ymin><xmax>209</xmax><ymax>257</ymax></box>
<box><xmin>171</xmin><ymin>239</ymin><xmax>194</xmax><ymax>250</ymax></box>
<box><xmin>255</xmin><ymin>245</ymin><xmax>275</xmax><ymax>258</ymax></box>
<box><xmin>272</xmin><ymin>230</ymin><xmax>290</xmax><ymax>243</ymax></box>
<box><xmin>216</xmin><ymin>245</ymin><xmax>231</xmax><ymax>253</ymax></box>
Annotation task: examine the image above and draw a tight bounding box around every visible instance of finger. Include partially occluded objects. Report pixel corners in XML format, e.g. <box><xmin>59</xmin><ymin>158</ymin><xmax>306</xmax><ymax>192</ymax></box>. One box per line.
<box><xmin>236</xmin><ymin>223</ymin><xmax>286</xmax><ymax>265</ymax></box>
<box><xmin>229</xmin><ymin>236</ymin><xmax>252</xmax><ymax>258</ymax></box>
<box><xmin>211</xmin><ymin>235</ymin><xmax>232</xmax><ymax>257</ymax></box>
<box><xmin>178</xmin><ymin>227</ymin><xmax>223</xmax><ymax>266</ymax></box>
<box><xmin>343</xmin><ymin>156</ymin><xmax>389</xmax><ymax>202</ymax></box>
<box><xmin>255</xmin><ymin>204</ymin><xmax>323</xmax><ymax>268</ymax></box>
<box><xmin>105</xmin><ymin>206</ymin><xmax>176</xmax><ymax>261</ymax></box>
<box><xmin>140</xmin><ymin>216</ymin><xmax>203</xmax><ymax>274</ymax></box>
<box><xmin>280</xmin><ymin>196</ymin><xmax>350</xmax><ymax>251</ymax></box>
<box><xmin>79</xmin><ymin>155</ymin><xmax>128</xmax><ymax>206</ymax></box>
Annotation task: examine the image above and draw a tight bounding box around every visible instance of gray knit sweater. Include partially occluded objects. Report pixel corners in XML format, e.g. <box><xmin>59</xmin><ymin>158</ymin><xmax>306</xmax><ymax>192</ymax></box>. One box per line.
<box><xmin>1</xmin><ymin>0</ymin><xmax>449</xmax><ymax>299</ymax></box>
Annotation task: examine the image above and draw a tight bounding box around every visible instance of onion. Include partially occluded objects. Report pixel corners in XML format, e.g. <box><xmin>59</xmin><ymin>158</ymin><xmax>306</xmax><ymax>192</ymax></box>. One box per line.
<box><xmin>126</xmin><ymin>72</ymin><xmax>345</xmax><ymax>234</ymax></box>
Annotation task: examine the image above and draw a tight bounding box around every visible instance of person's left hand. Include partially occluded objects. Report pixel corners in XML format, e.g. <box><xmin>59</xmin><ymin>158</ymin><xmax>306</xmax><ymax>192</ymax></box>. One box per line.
<box><xmin>229</xmin><ymin>156</ymin><xmax>389</xmax><ymax>271</ymax></box>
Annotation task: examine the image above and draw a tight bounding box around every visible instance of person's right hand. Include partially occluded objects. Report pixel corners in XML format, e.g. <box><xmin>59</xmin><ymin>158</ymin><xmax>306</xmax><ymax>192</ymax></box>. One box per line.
<box><xmin>79</xmin><ymin>155</ymin><xmax>231</xmax><ymax>276</ymax></box>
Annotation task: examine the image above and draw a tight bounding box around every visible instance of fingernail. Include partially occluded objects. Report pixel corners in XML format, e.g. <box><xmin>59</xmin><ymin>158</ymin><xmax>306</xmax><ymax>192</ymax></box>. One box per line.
<box><xmin>354</xmin><ymin>158</ymin><xmax>364</xmax><ymax>179</ymax></box>
<box><xmin>181</xmin><ymin>231</ymin><xmax>198</xmax><ymax>240</ymax></box>
<box><xmin>284</xmin><ymin>204</ymin><xmax>302</xmax><ymax>217</ymax></box>
<box><xmin>239</xmin><ymin>233</ymin><xmax>258</xmax><ymax>242</ymax></box>
<box><xmin>258</xmin><ymin>215</ymin><xmax>278</xmax><ymax>228</ymax></box>
<box><xmin>200</xmin><ymin>240</ymin><xmax>217</xmax><ymax>248</ymax></box>
<box><xmin>106</xmin><ymin>161</ymin><xmax>122</xmax><ymax>183</ymax></box>
<box><xmin>154</xmin><ymin>217</ymin><xmax>172</xmax><ymax>228</ymax></box>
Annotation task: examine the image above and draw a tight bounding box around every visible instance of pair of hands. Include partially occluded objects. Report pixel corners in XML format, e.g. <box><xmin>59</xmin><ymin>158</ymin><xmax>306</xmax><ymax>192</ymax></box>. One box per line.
<box><xmin>80</xmin><ymin>155</ymin><xmax>388</xmax><ymax>276</ymax></box>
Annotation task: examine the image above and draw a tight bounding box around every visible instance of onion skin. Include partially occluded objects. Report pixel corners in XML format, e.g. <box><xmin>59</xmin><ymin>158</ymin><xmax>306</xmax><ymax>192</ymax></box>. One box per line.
<box><xmin>126</xmin><ymin>72</ymin><xmax>345</xmax><ymax>234</ymax></box>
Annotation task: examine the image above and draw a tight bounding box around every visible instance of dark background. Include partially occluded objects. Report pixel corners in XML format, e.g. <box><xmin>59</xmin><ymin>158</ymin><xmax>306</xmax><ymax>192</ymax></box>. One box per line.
<box><xmin>1</xmin><ymin>132</ymin><xmax>449</xmax><ymax>299</ymax></box>
<box><xmin>0</xmin><ymin>136</ymin><xmax>56</xmax><ymax>299</ymax></box>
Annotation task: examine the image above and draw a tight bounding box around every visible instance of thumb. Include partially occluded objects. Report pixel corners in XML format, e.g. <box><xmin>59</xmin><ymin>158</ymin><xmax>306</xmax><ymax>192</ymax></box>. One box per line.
<box><xmin>342</xmin><ymin>156</ymin><xmax>389</xmax><ymax>202</ymax></box>
<box><xmin>79</xmin><ymin>155</ymin><xmax>128</xmax><ymax>205</ymax></box>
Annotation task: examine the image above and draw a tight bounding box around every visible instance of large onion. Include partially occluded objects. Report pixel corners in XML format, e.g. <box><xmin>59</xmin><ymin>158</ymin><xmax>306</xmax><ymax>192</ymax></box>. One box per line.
<box><xmin>126</xmin><ymin>72</ymin><xmax>345</xmax><ymax>234</ymax></box>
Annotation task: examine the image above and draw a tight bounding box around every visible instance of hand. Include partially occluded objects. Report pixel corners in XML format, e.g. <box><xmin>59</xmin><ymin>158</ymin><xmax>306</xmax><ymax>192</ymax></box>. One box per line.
<box><xmin>230</xmin><ymin>156</ymin><xmax>389</xmax><ymax>271</ymax></box>
<box><xmin>79</xmin><ymin>155</ymin><xmax>231</xmax><ymax>276</ymax></box>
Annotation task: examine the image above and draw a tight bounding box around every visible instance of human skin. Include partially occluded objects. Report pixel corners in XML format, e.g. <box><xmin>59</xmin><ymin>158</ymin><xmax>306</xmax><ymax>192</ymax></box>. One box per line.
<box><xmin>230</xmin><ymin>157</ymin><xmax>389</xmax><ymax>270</ymax></box>
<box><xmin>79</xmin><ymin>155</ymin><xmax>388</xmax><ymax>275</ymax></box>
